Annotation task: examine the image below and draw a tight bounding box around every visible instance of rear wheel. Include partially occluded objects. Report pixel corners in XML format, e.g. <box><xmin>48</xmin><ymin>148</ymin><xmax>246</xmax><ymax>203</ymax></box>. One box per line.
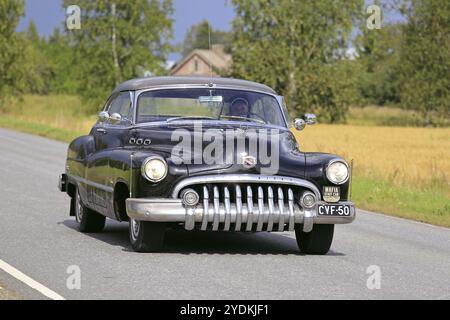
<box><xmin>129</xmin><ymin>219</ymin><xmax>166</xmax><ymax>252</ymax></box>
<box><xmin>295</xmin><ymin>224</ymin><xmax>334</xmax><ymax>255</ymax></box>
<box><xmin>74</xmin><ymin>187</ymin><xmax>106</xmax><ymax>233</ymax></box>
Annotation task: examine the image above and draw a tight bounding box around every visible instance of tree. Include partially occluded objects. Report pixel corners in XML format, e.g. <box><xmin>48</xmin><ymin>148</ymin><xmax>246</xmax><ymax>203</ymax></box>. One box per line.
<box><xmin>398</xmin><ymin>0</ymin><xmax>450</xmax><ymax>125</ymax></box>
<box><xmin>355</xmin><ymin>23</ymin><xmax>403</xmax><ymax>105</ymax></box>
<box><xmin>0</xmin><ymin>0</ymin><xmax>25</xmax><ymax>98</ymax></box>
<box><xmin>18</xmin><ymin>20</ymin><xmax>53</xmax><ymax>95</ymax></box>
<box><xmin>230</xmin><ymin>0</ymin><xmax>364</xmax><ymax>123</ymax></box>
<box><xmin>181</xmin><ymin>20</ymin><xmax>232</xmax><ymax>57</ymax></box>
<box><xmin>26</xmin><ymin>20</ymin><xmax>40</xmax><ymax>45</ymax></box>
<box><xmin>42</xmin><ymin>27</ymin><xmax>80</xmax><ymax>95</ymax></box>
<box><xmin>62</xmin><ymin>0</ymin><xmax>174</xmax><ymax>110</ymax></box>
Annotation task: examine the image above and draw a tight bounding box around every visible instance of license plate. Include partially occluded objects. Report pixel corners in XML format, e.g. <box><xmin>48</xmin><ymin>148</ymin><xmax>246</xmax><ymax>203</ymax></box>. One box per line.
<box><xmin>317</xmin><ymin>204</ymin><xmax>351</xmax><ymax>217</ymax></box>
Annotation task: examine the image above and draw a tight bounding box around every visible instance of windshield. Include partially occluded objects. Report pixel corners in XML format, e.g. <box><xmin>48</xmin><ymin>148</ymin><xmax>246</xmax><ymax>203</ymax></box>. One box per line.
<box><xmin>136</xmin><ymin>88</ymin><xmax>286</xmax><ymax>127</ymax></box>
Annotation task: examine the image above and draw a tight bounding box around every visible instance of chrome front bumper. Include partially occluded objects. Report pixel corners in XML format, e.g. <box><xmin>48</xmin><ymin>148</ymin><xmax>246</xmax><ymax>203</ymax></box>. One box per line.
<box><xmin>126</xmin><ymin>198</ymin><xmax>356</xmax><ymax>233</ymax></box>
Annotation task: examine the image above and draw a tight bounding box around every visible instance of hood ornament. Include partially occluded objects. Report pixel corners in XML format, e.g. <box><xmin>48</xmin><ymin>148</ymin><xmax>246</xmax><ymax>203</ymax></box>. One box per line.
<box><xmin>241</xmin><ymin>153</ymin><xmax>257</xmax><ymax>169</ymax></box>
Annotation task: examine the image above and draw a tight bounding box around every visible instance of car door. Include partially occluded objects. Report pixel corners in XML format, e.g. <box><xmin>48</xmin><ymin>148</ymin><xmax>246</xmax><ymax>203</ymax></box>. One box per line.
<box><xmin>87</xmin><ymin>91</ymin><xmax>133</xmax><ymax>217</ymax></box>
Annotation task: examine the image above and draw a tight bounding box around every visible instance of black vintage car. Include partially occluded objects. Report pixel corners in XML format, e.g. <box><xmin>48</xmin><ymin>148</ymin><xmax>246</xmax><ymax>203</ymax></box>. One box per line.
<box><xmin>59</xmin><ymin>76</ymin><xmax>355</xmax><ymax>254</ymax></box>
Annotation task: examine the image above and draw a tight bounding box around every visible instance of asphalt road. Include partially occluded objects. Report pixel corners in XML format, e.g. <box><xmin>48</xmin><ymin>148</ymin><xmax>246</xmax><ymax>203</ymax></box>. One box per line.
<box><xmin>0</xmin><ymin>128</ymin><xmax>449</xmax><ymax>300</ymax></box>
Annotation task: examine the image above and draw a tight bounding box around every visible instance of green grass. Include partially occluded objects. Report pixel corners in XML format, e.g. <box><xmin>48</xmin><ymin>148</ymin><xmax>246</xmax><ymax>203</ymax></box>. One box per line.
<box><xmin>0</xmin><ymin>94</ymin><xmax>94</xmax><ymax>142</ymax></box>
<box><xmin>352</xmin><ymin>175</ymin><xmax>450</xmax><ymax>227</ymax></box>
<box><xmin>0</xmin><ymin>115</ymin><xmax>82</xmax><ymax>142</ymax></box>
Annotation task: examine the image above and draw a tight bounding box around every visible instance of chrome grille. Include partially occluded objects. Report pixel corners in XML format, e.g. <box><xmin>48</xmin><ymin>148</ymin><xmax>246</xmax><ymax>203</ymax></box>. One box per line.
<box><xmin>184</xmin><ymin>183</ymin><xmax>303</xmax><ymax>232</ymax></box>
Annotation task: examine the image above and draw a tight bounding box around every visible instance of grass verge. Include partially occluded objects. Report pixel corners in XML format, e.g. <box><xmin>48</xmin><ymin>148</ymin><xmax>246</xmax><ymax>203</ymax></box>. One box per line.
<box><xmin>0</xmin><ymin>281</ymin><xmax>22</xmax><ymax>300</ymax></box>
<box><xmin>352</xmin><ymin>176</ymin><xmax>450</xmax><ymax>227</ymax></box>
<box><xmin>0</xmin><ymin>115</ymin><xmax>82</xmax><ymax>143</ymax></box>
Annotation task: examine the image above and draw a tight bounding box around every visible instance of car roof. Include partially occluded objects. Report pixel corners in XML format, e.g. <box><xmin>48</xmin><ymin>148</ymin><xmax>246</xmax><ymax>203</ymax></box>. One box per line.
<box><xmin>112</xmin><ymin>76</ymin><xmax>277</xmax><ymax>95</ymax></box>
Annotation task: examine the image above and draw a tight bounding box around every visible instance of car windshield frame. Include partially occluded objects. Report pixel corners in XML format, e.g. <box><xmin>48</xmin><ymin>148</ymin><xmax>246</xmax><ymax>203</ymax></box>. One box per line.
<box><xmin>134</xmin><ymin>87</ymin><xmax>289</xmax><ymax>129</ymax></box>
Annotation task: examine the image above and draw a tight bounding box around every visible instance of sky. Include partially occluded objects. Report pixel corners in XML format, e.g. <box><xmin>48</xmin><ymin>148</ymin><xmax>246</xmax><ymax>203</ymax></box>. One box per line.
<box><xmin>16</xmin><ymin>0</ymin><xmax>235</xmax><ymax>61</ymax></box>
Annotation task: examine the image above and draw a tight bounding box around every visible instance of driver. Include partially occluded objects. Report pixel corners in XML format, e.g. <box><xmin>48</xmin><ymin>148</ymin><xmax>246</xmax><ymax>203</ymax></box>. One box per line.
<box><xmin>229</xmin><ymin>98</ymin><xmax>249</xmax><ymax>117</ymax></box>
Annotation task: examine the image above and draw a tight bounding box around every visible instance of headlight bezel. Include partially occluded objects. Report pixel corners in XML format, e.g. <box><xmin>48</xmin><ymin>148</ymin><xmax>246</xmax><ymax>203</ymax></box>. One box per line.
<box><xmin>325</xmin><ymin>159</ymin><xmax>349</xmax><ymax>185</ymax></box>
<box><xmin>141</xmin><ymin>156</ymin><xmax>168</xmax><ymax>183</ymax></box>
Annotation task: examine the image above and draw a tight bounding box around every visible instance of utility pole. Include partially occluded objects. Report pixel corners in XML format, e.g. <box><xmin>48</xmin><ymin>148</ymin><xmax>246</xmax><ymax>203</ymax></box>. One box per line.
<box><xmin>111</xmin><ymin>2</ymin><xmax>120</xmax><ymax>85</ymax></box>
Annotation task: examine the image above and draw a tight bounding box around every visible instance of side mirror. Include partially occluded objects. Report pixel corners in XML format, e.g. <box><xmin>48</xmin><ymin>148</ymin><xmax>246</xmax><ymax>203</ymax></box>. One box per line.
<box><xmin>304</xmin><ymin>113</ymin><xmax>317</xmax><ymax>125</ymax></box>
<box><xmin>109</xmin><ymin>113</ymin><xmax>122</xmax><ymax>124</ymax></box>
<box><xmin>294</xmin><ymin>118</ymin><xmax>306</xmax><ymax>131</ymax></box>
<box><xmin>294</xmin><ymin>113</ymin><xmax>317</xmax><ymax>131</ymax></box>
<box><xmin>98</xmin><ymin>111</ymin><xmax>109</xmax><ymax>122</ymax></box>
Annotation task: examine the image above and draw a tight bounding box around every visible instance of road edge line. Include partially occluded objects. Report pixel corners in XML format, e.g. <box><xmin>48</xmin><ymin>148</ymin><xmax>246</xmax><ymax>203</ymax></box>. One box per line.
<box><xmin>0</xmin><ymin>259</ymin><xmax>65</xmax><ymax>300</ymax></box>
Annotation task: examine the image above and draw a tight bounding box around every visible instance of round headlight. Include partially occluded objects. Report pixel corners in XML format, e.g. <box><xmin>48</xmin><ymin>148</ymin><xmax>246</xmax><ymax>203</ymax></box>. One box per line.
<box><xmin>326</xmin><ymin>160</ymin><xmax>349</xmax><ymax>185</ymax></box>
<box><xmin>141</xmin><ymin>157</ymin><xmax>168</xmax><ymax>182</ymax></box>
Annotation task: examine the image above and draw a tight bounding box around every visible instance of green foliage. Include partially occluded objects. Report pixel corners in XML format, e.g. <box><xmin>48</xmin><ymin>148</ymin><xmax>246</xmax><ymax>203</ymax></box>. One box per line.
<box><xmin>0</xmin><ymin>0</ymin><xmax>25</xmax><ymax>98</ymax></box>
<box><xmin>0</xmin><ymin>2</ymin><xmax>59</xmax><ymax>98</ymax></box>
<box><xmin>18</xmin><ymin>20</ymin><xmax>54</xmax><ymax>95</ymax></box>
<box><xmin>230</xmin><ymin>0</ymin><xmax>364</xmax><ymax>123</ymax></box>
<box><xmin>62</xmin><ymin>0</ymin><xmax>174</xmax><ymax>110</ymax></box>
<box><xmin>181</xmin><ymin>20</ymin><xmax>232</xmax><ymax>57</ymax></box>
<box><xmin>398</xmin><ymin>0</ymin><xmax>450</xmax><ymax>125</ymax></box>
<box><xmin>355</xmin><ymin>23</ymin><xmax>403</xmax><ymax>105</ymax></box>
<box><xmin>41</xmin><ymin>28</ymin><xmax>80</xmax><ymax>95</ymax></box>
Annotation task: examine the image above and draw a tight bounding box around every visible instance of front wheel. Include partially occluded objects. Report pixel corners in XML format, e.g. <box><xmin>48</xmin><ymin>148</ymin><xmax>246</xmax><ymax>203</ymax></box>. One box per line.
<box><xmin>129</xmin><ymin>219</ymin><xmax>166</xmax><ymax>252</ymax></box>
<box><xmin>295</xmin><ymin>224</ymin><xmax>334</xmax><ymax>255</ymax></box>
<box><xmin>74</xmin><ymin>187</ymin><xmax>106</xmax><ymax>233</ymax></box>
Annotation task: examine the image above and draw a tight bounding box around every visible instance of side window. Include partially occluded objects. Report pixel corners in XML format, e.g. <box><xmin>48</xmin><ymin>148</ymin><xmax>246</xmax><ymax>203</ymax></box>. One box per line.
<box><xmin>107</xmin><ymin>92</ymin><xmax>132</xmax><ymax>121</ymax></box>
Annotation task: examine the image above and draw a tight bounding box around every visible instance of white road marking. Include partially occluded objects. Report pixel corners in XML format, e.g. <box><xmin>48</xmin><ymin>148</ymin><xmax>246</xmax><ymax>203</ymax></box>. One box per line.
<box><xmin>0</xmin><ymin>259</ymin><xmax>65</xmax><ymax>300</ymax></box>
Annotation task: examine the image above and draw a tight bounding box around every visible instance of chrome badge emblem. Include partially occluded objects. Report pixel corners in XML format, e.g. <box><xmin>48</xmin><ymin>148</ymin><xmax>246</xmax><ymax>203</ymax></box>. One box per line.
<box><xmin>323</xmin><ymin>186</ymin><xmax>340</xmax><ymax>203</ymax></box>
<box><xmin>242</xmin><ymin>154</ymin><xmax>257</xmax><ymax>169</ymax></box>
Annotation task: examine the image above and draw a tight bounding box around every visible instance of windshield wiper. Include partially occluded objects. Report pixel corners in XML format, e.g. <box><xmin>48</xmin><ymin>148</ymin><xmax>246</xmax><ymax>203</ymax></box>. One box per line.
<box><xmin>219</xmin><ymin>115</ymin><xmax>266</xmax><ymax>125</ymax></box>
<box><xmin>166</xmin><ymin>116</ymin><xmax>215</xmax><ymax>123</ymax></box>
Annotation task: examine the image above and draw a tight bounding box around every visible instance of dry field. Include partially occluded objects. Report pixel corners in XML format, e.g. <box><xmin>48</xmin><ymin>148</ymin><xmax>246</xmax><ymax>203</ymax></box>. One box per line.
<box><xmin>294</xmin><ymin>124</ymin><xmax>450</xmax><ymax>194</ymax></box>
<box><xmin>294</xmin><ymin>124</ymin><xmax>450</xmax><ymax>226</ymax></box>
